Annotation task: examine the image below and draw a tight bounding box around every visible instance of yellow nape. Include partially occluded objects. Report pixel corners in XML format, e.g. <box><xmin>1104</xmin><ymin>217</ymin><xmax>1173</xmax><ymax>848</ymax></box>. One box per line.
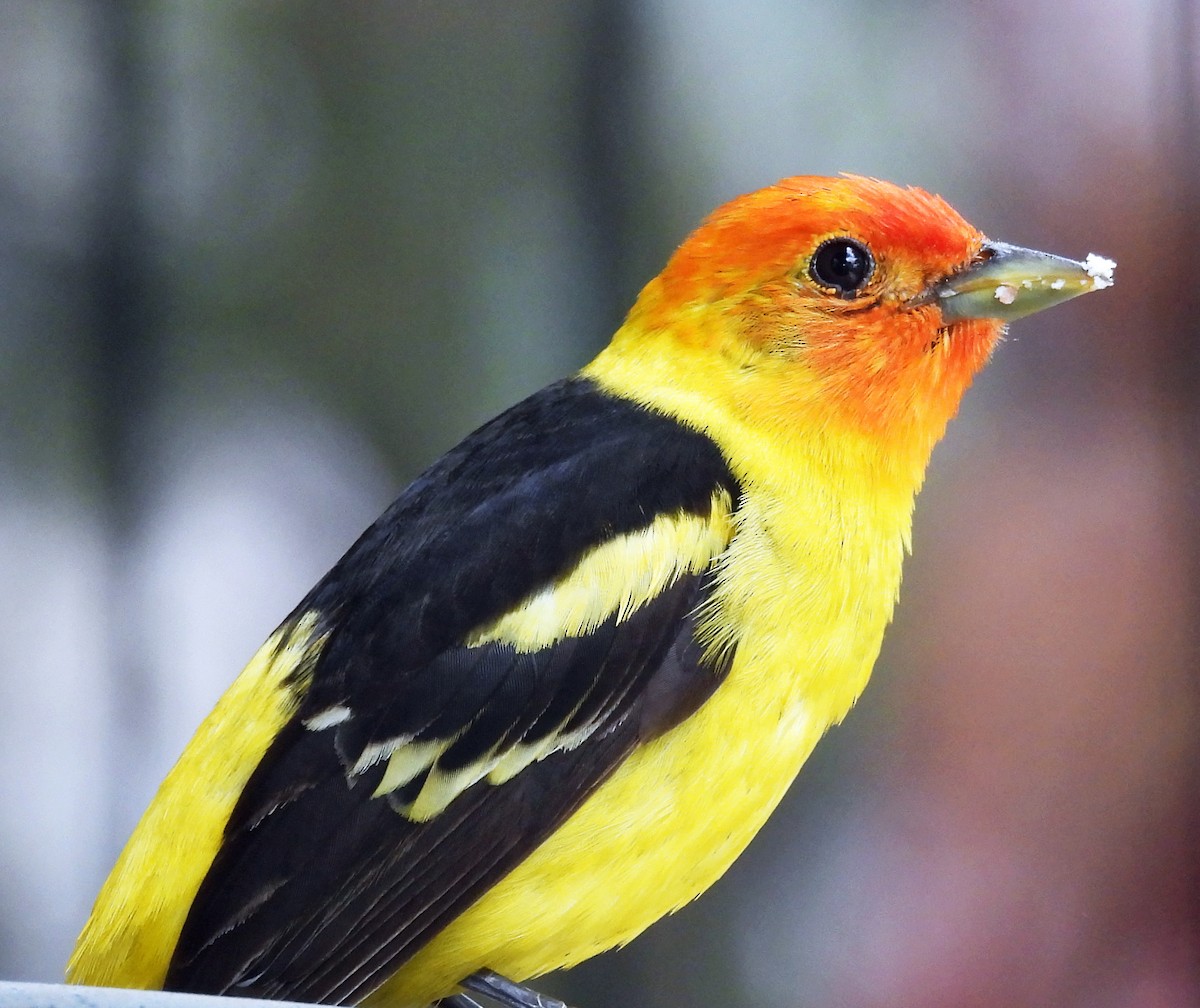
<box><xmin>67</xmin><ymin>614</ymin><xmax>324</xmax><ymax>990</ymax></box>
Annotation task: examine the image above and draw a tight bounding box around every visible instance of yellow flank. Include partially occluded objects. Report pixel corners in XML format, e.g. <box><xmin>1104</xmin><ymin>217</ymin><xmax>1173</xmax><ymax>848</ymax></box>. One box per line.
<box><xmin>368</xmin><ymin>339</ymin><xmax>923</xmax><ymax>1007</ymax></box>
<box><xmin>66</xmin><ymin>614</ymin><xmax>325</xmax><ymax>990</ymax></box>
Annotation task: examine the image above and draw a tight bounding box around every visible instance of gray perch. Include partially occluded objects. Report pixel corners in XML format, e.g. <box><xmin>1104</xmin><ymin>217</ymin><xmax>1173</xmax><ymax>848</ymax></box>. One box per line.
<box><xmin>0</xmin><ymin>983</ymin><xmax>315</xmax><ymax>1008</ymax></box>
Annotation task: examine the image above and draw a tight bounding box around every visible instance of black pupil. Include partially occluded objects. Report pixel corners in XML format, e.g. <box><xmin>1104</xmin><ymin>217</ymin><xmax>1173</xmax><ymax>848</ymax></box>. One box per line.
<box><xmin>810</xmin><ymin>239</ymin><xmax>873</xmax><ymax>297</ymax></box>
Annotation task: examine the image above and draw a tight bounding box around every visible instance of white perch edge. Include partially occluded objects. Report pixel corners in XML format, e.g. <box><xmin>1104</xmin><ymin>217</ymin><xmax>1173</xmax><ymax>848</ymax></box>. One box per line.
<box><xmin>0</xmin><ymin>981</ymin><xmax>316</xmax><ymax>1008</ymax></box>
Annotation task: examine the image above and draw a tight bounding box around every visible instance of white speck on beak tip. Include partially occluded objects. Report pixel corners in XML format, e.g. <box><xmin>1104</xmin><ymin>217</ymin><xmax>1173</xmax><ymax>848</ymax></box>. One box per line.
<box><xmin>1083</xmin><ymin>252</ymin><xmax>1116</xmax><ymax>290</ymax></box>
<box><xmin>994</xmin><ymin>283</ymin><xmax>1018</xmax><ymax>305</ymax></box>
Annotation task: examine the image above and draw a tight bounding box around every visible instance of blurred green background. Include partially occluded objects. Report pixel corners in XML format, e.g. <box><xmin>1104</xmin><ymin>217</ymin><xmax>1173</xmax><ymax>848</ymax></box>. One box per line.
<box><xmin>1</xmin><ymin>2</ymin><xmax>1196</xmax><ymax>1005</ymax></box>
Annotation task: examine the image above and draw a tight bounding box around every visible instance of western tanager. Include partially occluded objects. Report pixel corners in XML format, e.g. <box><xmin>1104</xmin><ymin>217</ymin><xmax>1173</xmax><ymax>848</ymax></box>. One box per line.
<box><xmin>68</xmin><ymin>175</ymin><xmax>1114</xmax><ymax>1007</ymax></box>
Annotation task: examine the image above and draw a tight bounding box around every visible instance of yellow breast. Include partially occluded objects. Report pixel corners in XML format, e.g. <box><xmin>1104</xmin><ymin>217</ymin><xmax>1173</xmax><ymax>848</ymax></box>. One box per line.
<box><xmin>372</xmin><ymin>449</ymin><xmax>911</xmax><ymax>1007</ymax></box>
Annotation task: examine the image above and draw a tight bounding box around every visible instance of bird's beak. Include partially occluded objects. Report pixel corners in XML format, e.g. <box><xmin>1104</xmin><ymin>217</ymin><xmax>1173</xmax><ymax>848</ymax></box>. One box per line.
<box><xmin>916</xmin><ymin>241</ymin><xmax>1115</xmax><ymax>322</ymax></box>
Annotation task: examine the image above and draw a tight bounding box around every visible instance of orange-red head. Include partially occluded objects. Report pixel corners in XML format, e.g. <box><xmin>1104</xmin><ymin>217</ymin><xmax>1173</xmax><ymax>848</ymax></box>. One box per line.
<box><xmin>610</xmin><ymin>175</ymin><xmax>1112</xmax><ymax>468</ymax></box>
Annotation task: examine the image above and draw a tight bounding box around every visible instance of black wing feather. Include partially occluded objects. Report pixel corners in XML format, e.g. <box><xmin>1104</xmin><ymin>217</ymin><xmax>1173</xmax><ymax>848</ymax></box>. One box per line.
<box><xmin>165</xmin><ymin>378</ymin><xmax>740</xmax><ymax>1003</ymax></box>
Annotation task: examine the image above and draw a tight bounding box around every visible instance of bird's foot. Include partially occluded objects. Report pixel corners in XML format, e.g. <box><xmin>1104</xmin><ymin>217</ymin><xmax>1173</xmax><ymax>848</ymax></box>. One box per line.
<box><xmin>455</xmin><ymin>968</ymin><xmax>572</xmax><ymax>1008</ymax></box>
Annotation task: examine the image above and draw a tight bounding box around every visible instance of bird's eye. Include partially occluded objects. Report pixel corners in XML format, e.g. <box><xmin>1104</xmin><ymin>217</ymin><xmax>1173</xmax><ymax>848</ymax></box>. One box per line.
<box><xmin>809</xmin><ymin>238</ymin><xmax>875</xmax><ymax>298</ymax></box>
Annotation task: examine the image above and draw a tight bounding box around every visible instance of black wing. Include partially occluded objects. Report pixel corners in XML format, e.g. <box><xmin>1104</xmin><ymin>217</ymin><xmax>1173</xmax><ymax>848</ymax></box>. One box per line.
<box><xmin>165</xmin><ymin>377</ymin><xmax>741</xmax><ymax>1003</ymax></box>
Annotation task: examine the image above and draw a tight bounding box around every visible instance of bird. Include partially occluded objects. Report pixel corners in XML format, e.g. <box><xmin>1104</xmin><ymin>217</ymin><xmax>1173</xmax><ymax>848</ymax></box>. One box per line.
<box><xmin>67</xmin><ymin>175</ymin><xmax>1114</xmax><ymax>1008</ymax></box>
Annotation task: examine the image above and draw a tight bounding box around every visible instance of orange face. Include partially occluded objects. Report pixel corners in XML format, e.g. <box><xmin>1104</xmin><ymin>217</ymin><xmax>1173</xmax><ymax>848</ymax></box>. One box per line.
<box><xmin>634</xmin><ymin>176</ymin><xmax>1006</xmax><ymax>442</ymax></box>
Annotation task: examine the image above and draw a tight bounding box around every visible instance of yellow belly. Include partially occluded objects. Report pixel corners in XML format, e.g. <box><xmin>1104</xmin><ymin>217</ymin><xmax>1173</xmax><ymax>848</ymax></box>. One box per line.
<box><xmin>372</xmin><ymin>500</ymin><xmax>897</xmax><ymax>1007</ymax></box>
<box><xmin>369</xmin><ymin>680</ymin><xmax>809</xmax><ymax>1006</ymax></box>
